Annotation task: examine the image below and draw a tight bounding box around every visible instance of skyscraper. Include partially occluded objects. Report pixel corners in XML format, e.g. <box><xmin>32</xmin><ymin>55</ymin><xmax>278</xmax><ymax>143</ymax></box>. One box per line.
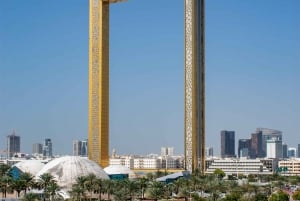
<box><xmin>266</xmin><ymin>138</ymin><xmax>282</xmax><ymax>159</ymax></box>
<box><xmin>161</xmin><ymin>147</ymin><xmax>174</xmax><ymax>157</ymax></box>
<box><xmin>32</xmin><ymin>143</ymin><xmax>43</xmax><ymax>155</ymax></box>
<box><xmin>257</xmin><ymin>128</ymin><xmax>282</xmax><ymax>157</ymax></box>
<box><xmin>73</xmin><ymin>140</ymin><xmax>88</xmax><ymax>157</ymax></box>
<box><xmin>205</xmin><ymin>147</ymin><xmax>213</xmax><ymax>157</ymax></box>
<box><xmin>298</xmin><ymin>144</ymin><xmax>300</xmax><ymax>158</ymax></box>
<box><xmin>238</xmin><ymin>139</ymin><xmax>251</xmax><ymax>158</ymax></box>
<box><xmin>251</xmin><ymin>131</ymin><xmax>263</xmax><ymax>158</ymax></box>
<box><xmin>282</xmin><ymin>143</ymin><xmax>288</xmax><ymax>158</ymax></box>
<box><xmin>220</xmin><ymin>130</ymin><xmax>235</xmax><ymax>158</ymax></box>
<box><xmin>7</xmin><ymin>131</ymin><xmax>20</xmax><ymax>158</ymax></box>
<box><xmin>288</xmin><ymin>147</ymin><xmax>296</xmax><ymax>158</ymax></box>
<box><xmin>43</xmin><ymin>138</ymin><xmax>53</xmax><ymax>158</ymax></box>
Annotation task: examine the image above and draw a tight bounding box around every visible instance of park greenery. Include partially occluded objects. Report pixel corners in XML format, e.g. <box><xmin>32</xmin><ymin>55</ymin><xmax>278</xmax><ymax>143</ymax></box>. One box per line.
<box><xmin>0</xmin><ymin>164</ymin><xmax>300</xmax><ymax>201</ymax></box>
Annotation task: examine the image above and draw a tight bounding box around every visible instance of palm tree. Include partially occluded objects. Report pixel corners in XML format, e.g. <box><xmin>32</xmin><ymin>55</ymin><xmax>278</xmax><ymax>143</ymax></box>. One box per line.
<box><xmin>137</xmin><ymin>177</ymin><xmax>148</xmax><ymax>199</ymax></box>
<box><xmin>111</xmin><ymin>180</ymin><xmax>128</xmax><ymax>201</ymax></box>
<box><xmin>103</xmin><ymin>179</ymin><xmax>114</xmax><ymax>201</ymax></box>
<box><xmin>94</xmin><ymin>178</ymin><xmax>104</xmax><ymax>201</ymax></box>
<box><xmin>75</xmin><ymin>176</ymin><xmax>86</xmax><ymax>190</ymax></box>
<box><xmin>163</xmin><ymin>183</ymin><xmax>175</xmax><ymax>200</ymax></box>
<box><xmin>69</xmin><ymin>184</ymin><xmax>86</xmax><ymax>201</ymax></box>
<box><xmin>123</xmin><ymin>179</ymin><xmax>139</xmax><ymax>201</ymax></box>
<box><xmin>0</xmin><ymin>175</ymin><xmax>13</xmax><ymax>198</ymax></box>
<box><xmin>46</xmin><ymin>181</ymin><xmax>60</xmax><ymax>201</ymax></box>
<box><xmin>12</xmin><ymin>178</ymin><xmax>27</xmax><ymax>197</ymax></box>
<box><xmin>37</xmin><ymin>173</ymin><xmax>55</xmax><ymax>201</ymax></box>
<box><xmin>0</xmin><ymin>164</ymin><xmax>10</xmax><ymax>177</ymax></box>
<box><xmin>84</xmin><ymin>173</ymin><xmax>97</xmax><ymax>200</ymax></box>
<box><xmin>148</xmin><ymin>181</ymin><xmax>164</xmax><ymax>201</ymax></box>
<box><xmin>22</xmin><ymin>192</ymin><xmax>39</xmax><ymax>201</ymax></box>
<box><xmin>177</xmin><ymin>178</ymin><xmax>191</xmax><ymax>201</ymax></box>
<box><xmin>19</xmin><ymin>172</ymin><xmax>34</xmax><ymax>194</ymax></box>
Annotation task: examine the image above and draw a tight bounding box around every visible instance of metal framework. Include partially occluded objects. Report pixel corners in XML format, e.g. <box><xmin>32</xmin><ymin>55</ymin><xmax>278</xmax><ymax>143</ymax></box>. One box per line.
<box><xmin>88</xmin><ymin>0</ymin><xmax>205</xmax><ymax>173</ymax></box>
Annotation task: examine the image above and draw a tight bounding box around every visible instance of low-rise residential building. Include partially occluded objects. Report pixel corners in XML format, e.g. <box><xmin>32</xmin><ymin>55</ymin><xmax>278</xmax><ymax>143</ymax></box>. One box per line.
<box><xmin>278</xmin><ymin>158</ymin><xmax>300</xmax><ymax>176</ymax></box>
<box><xmin>205</xmin><ymin>158</ymin><xmax>273</xmax><ymax>176</ymax></box>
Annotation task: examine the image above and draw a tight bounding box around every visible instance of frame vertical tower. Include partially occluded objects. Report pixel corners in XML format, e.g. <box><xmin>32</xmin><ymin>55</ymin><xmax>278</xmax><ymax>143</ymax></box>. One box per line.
<box><xmin>88</xmin><ymin>0</ymin><xmax>110</xmax><ymax>168</ymax></box>
<box><xmin>184</xmin><ymin>0</ymin><xmax>205</xmax><ymax>173</ymax></box>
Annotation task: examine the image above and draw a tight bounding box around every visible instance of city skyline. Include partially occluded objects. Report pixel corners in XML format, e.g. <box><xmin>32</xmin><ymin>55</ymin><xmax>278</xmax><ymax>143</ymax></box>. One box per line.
<box><xmin>1</xmin><ymin>0</ymin><xmax>300</xmax><ymax>155</ymax></box>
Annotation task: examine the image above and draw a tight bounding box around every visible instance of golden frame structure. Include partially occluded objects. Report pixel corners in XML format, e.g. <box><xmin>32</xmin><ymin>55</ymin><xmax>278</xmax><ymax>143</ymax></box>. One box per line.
<box><xmin>88</xmin><ymin>0</ymin><xmax>205</xmax><ymax>173</ymax></box>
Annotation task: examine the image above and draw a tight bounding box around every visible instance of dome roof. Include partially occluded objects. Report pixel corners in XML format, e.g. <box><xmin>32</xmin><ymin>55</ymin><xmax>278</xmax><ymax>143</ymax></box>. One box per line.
<box><xmin>36</xmin><ymin>156</ymin><xmax>109</xmax><ymax>189</ymax></box>
<box><xmin>14</xmin><ymin>160</ymin><xmax>45</xmax><ymax>176</ymax></box>
<box><xmin>104</xmin><ymin>165</ymin><xmax>136</xmax><ymax>179</ymax></box>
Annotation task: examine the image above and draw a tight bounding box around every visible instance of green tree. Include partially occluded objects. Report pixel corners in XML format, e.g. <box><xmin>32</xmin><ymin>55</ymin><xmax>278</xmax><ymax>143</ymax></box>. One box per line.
<box><xmin>84</xmin><ymin>173</ymin><xmax>97</xmax><ymax>201</ymax></box>
<box><xmin>19</xmin><ymin>172</ymin><xmax>35</xmax><ymax>194</ymax></box>
<box><xmin>0</xmin><ymin>175</ymin><xmax>13</xmax><ymax>198</ymax></box>
<box><xmin>213</xmin><ymin>168</ymin><xmax>225</xmax><ymax>179</ymax></box>
<box><xmin>69</xmin><ymin>184</ymin><xmax>85</xmax><ymax>201</ymax></box>
<box><xmin>46</xmin><ymin>181</ymin><xmax>60</xmax><ymax>201</ymax></box>
<box><xmin>123</xmin><ymin>179</ymin><xmax>138</xmax><ymax>201</ymax></box>
<box><xmin>37</xmin><ymin>173</ymin><xmax>55</xmax><ymax>201</ymax></box>
<box><xmin>22</xmin><ymin>192</ymin><xmax>39</xmax><ymax>201</ymax></box>
<box><xmin>12</xmin><ymin>178</ymin><xmax>27</xmax><ymax>197</ymax></box>
<box><xmin>293</xmin><ymin>190</ymin><xmax>300</xmax><ymax>201</ymax></box>
<box><xmin>0</xmin><ymin>164</ymin><xmax>10</xmax><ymax>176</ymax></box>
<box><xmin>269</xmin><ymin>190</ymin><xmax>289</xmax><ymax>201</ymax></box>
<box><xmin>137</xmin><ymin>177</ymin><xmax>148</xmax><ymax>199</ymax></box>
<box><xmin>103</xmin><ymin>179</ymin><xmax>114</xmax><ymax>201</ymax></box>
<box><xmin>94</xmin><ymin>178</ymin><xmax>104</xmax><ymax>201</ymax></box>
<box><xmin>148</xmin><ymin>181</ymin><xmax>164</xmax><ymax>201</ymax></box>
<box><xmin>253</xmin><ymin>192</ymin><xmax>268</xmax><ymax>201</ymax></box>
<box><xmin>111</xmin><ymin>180</ymin><xmax>128</xmax><ymax>201</ymax></box>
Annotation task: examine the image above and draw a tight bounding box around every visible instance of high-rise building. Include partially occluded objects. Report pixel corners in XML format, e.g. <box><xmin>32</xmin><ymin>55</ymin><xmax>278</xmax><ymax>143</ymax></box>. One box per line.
<box><xmin>81</xmin><ymin>140</ymin><xmax>88</xmax><ymax>157</ymax></box>
<box><xmin>73</xmin><ymin>140</ymin><xmax>88</xmax><ymax>157</ymax></box>
<box><xmin>7</xmin><ymin>131</ymin><xmax>20</xmax><ymax>158</ymax></box>
<box><xmin>73</xmin><ymin>140</ymin><xmax>82</xmax><ymax>156</ymax></box>
<box><xmin>298</xmin><ymin>144</ymin><xmax>300</xmax><ymax>158</ymax></box>
<box><xmin>288</xmin><ymin>147</ymin><xmax>296</xmax><ymax>158</ymax></box>
<box><xmin>205</xmin><ymin>147</ymin><xmax>213</xmax><ymax>157</ymax></box>
<box><xmin>32</xmin><ymin>143</ymin><xmax>43</xmax><ymax>155</ymax></box>
<box><xmin>257</xmin><ymin>128</ymin><xmax>282</xmax><ymax>157</ymax></box>
<box><xmin>238</xmin><ymin>139</ymin><xmax>251</xmax><ymax>158</ymax></box>
<box><xmin>266</xmin><ymin>138</ymin><xmax>282</xmax><ymax>159</ymax></box>
<box><xmin>251</xmin><ymin>131</ymin><xmax>263</xmax><ymax>158</ymax></box>
<box><xmin>43</xmin><ymin>138</ymin><xmax>53</xmax><ymax>158</ymax></box>
<box><xmin>282</xmin><ymin>143</ymin><xmax>288</xmax><ymax>159</ymax></box>
<box><xmin>161</xmin><ymin>147</ymin><xmax>174</xmax><ymax>157</ymax></box>
<box><xmin>220</xmin><ymin>130</ymin><xmax>235</xmax><ymax>158</ymax></box>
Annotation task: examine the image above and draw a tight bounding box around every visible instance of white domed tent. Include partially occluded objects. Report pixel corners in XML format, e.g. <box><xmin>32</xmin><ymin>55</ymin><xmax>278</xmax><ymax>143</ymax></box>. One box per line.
<box><xmin>14</xmin><ymin>160</ymin><xmax>45</xmax><ymax>175</ymax></box>
<box><xmin>36</xmin><ymin>156</ymin><xmax>109</xmax><ymax>190</ymax></box>
<box><xmin>11</xmin><ymin>160</ymin><xmax>45</xmax><ymax>179</ymax></box>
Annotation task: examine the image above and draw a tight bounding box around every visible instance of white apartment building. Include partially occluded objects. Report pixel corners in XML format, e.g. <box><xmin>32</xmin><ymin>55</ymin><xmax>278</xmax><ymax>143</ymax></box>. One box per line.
<box><xmin>206</xmin><ymin>158</ymin><xmax>272</xmax><ymax>176</ymax></box>
<box><xmin>134</xmin><ymin>158</ymin><xmax>161</xmax><ymax>169</ymax></box>
<box><xmin>160</xmin><ymin>156</ymin><xmax>177</xmax><ymax>169</ymax></box>
<box><xmin>109</xmin><ymin>157</ymin><xmax>134</xmax><ymax>169</ymax></box>
<box><xmin>278</xmin><ymin>158</ymin><xmax>300</xmax><ymax>176</ymax></box>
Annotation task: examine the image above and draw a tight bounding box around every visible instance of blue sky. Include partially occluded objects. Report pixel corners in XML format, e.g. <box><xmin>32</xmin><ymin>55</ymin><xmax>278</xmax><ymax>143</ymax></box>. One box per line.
<box><xmin>0</xmin><ymin>0</ymin><xmax>299</xmax><ymax>156</ymax></box>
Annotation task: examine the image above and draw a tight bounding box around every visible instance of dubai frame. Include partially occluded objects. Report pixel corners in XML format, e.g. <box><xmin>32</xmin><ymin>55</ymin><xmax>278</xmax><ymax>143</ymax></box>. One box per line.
<box><xmin>88</xmin><ymin>0</ymin><xmax>205</xmax><ymax>173</ymax></box>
